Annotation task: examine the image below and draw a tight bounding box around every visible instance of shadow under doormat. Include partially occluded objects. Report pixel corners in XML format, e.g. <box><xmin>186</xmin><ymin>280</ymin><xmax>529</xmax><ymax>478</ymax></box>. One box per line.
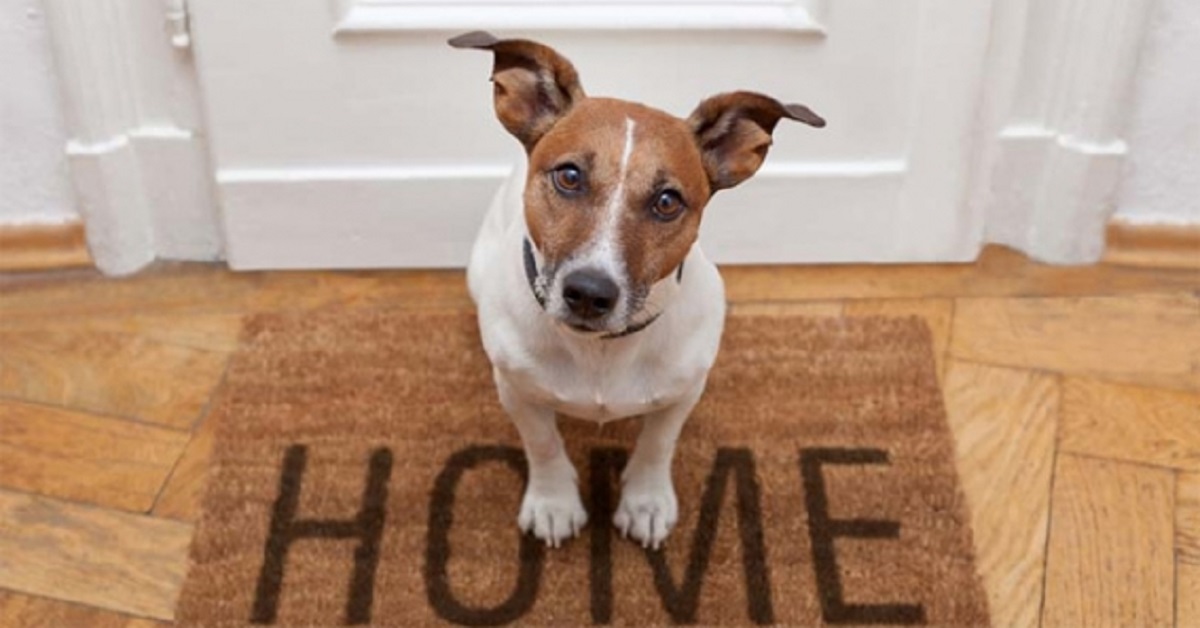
<box><xmin>177</xmin><ymin>308</ymin><xmax>989</xmax><ymax>626</ymax></box>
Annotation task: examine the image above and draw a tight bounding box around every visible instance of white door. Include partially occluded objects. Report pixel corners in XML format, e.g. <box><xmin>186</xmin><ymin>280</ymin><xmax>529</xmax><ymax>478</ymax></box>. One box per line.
<box><xmin>188</xmin><ymin>0</ymin><xmax>996</xmax><ymax>269</ymax></box>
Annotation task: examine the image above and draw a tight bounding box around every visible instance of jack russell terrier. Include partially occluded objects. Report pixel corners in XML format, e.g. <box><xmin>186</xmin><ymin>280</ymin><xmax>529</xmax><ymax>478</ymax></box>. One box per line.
<box><xmin>452</xmin><ymin>31</ymin><xmax>825</xmax><ymax>549</ymax></box>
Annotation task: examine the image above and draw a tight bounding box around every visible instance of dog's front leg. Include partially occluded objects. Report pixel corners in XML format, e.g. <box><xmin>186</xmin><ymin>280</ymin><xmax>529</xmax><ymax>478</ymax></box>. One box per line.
<box><xmin>616</xmin><ymin>382</ymin><xmax>705</xmax><ymax>550</ymax></box>
<box><xmin>495</xmin><ymin>372</ymin><xmax>588</xmax><ymax>547</ymax></box>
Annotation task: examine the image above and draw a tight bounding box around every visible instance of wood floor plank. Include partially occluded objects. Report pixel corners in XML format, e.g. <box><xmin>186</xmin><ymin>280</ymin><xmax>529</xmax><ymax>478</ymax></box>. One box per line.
<box><xmin>0</xmin><ymin>327</ymin><xmax>228</xmax><ymax>429</ymax></box>
<box><xmin>0</xmin><ymin>591</ymin><xmax>166</xmax><ymax>627</ymax></box>
<box><xmin>721</xmin><ymin>245</ymin><xmax>1200</xmax><ymax>302</ymax></box>
<box><xmin>0</xmin><ymin>265</ymin><xmax>253</xmax><ymax>322</ymax></box>
<box><xmin>1060</xmin><ymin>378</ymin><xmax>1200</xmax><ymax>470</ymax></box>
<box><xmin>726</xmin><ymin>300</ymin><xmax>843</xmax><ymax>317</ymax></box>
<box><xmin>1180</xmin><ymin>472</ymin><xmax>1200</xmax><ymax>566</ymax></box>
<box><xmin>942</xmin><ymin>361</ymin><xmax>1058</xmax><ymax>628</ymax></box>
<box><xmin>1041</xmin><ymin>454</ymin><xmax>1174</xmax><ymax>627</ymax></box>
<box><xmin>846</xmin><ymin>299</ymin><xmax>954</xmax><ymax>381</ymax></box>
<box><xmin>0</xmin><ymin>262</ymin><xmax>471</xmax><ymax>325</ymax></box>
<box><xmin>951</xmin><ymin>293</ymin><xmax>1200</xmax><ymax>392</ymax></box>
<box><xmin>1176</xmin><ymin>474</ymin><xmax>1200</xmax><ymax>628</ymax></box>
<box><xmin>1181</xmin><ymin>562</ymin><xmax>1200</xmax><ymax>628</ymax></box>
<box><xmin>0</xmin><ymin>490</ymin><xmax>192</xmax><ymax>620</ymax></box>
<box><xmin>152</xmin><ymin>414</ymin><xmax>215</xmax><ymax>522</ymax></box>
<box><xmin>0</xmin><ymin>400</ymin><xmax>190</xmax><ymax>512</ymax></box>
<box><xmin>0</xmin><ymin>311</ymin><xmax>246</xmax><ymax>352</ymax></box>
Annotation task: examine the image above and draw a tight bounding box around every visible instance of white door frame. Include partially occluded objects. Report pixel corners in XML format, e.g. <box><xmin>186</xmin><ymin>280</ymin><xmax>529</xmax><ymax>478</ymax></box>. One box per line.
<box><xmin>45</xmin><ymin>0</ymin><xmax>1154</xmax><ymax>273</ymax></box>
<box><xmin>41</xmin><ymin>0</ymin><xmax>219</xmax><ymax>275</ymax></box>
<box><xmin>967</xmin><ymin>0</ymin><xmax>1154</xmax><ymax>263</ymax></box>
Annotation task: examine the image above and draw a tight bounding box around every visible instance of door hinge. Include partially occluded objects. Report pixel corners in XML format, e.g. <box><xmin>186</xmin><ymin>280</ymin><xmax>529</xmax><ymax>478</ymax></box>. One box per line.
<box><xmin>165</xmin><ymin>0</ymin><xmax>191</xmax><ymax>49</ymax></box>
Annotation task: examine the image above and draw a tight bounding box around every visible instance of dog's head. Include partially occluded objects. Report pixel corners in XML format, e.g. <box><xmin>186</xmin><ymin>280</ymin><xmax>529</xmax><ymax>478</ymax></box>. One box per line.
<box><xmin>451</xmin><ymin>31</ymin><xmax>824</xmax><ymax>336</ymax></box>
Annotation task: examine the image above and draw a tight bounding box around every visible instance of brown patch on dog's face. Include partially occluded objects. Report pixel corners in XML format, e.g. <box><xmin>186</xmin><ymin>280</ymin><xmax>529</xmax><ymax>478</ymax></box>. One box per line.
<box><xmin>524</xmin><ymin>98</ymin><xmax>712</xmax><ymax>307</ymax></box>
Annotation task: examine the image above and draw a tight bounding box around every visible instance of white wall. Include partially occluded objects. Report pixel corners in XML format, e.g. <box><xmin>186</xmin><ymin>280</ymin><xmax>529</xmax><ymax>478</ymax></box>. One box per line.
<box><xmin>0</xmin><ymin>0</ymin><xmax>77</xmax><ymax>225</ymax></box>
<box><xmin>1116</xmin><ymin>0</ymin><xmax>1200</xmax><ymax>226</ymax></box>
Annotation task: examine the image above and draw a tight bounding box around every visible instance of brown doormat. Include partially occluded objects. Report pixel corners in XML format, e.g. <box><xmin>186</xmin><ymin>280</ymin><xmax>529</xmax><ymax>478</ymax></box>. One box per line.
<box><xmin>177</xmin><ymin>308</ymin><xmax>989</xmax><ymax>626</ymax></box>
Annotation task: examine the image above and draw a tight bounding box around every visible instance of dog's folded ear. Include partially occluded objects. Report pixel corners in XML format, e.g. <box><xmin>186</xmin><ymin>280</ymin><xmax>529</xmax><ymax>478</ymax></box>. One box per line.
<box><xmin>687</xmin><ymin>91</ymin><xmax>825</xmax><ymax>192</ymax></box>
<box><xmin>449</xmin><ymin>31</ymin><xmax>586</xmax><ymax>151</ymax></box>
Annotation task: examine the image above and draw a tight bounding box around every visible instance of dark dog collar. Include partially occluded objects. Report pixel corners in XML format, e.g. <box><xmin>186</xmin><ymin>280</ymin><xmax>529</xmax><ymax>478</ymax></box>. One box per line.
<box><xmin>522</xmin><ymin>238</ymin><xmax>547</xmax><ymax>308</ymax></box>
<box><xmin>523</xmin><ymin>237</ymin><xmax>682</xmax><ymax>340</ymax></box>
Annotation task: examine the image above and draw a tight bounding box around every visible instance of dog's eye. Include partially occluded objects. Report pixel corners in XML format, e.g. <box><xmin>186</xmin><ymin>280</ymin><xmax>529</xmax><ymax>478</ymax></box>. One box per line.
<box><xmin>551</xmin><ymin>165</ymin><xmax>584</xmax><ymax>195</ymax></box>
<box><xmin>651</xmin><ymin>190</ymin><xmax>686</xmax><ymax>221</ymax></box>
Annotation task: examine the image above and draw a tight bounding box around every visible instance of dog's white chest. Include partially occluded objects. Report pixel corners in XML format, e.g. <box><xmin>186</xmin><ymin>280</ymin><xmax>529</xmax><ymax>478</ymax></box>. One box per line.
<box><xmin>502</xmin><ymin>343</ymin><xmax>693</xmax><ymax>423</ymax></box>
<box><xmin>545</xmin><ymin>379</ymin><xmax>670</xmax><ymax>423</ymax></box>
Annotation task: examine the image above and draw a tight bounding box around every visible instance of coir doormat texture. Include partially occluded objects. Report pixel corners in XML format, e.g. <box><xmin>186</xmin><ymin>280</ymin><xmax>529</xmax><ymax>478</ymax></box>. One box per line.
<box><xmin>177</xmin><ymin>308</ymin><xmax>989</xmax><ymax>626</ymax></box>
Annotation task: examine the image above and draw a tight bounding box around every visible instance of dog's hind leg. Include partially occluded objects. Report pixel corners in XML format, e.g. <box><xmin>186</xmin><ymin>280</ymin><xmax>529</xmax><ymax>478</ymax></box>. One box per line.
<box><xmin>494</xmin><ymin>371</ymin><xmax>588</xmax><ymax>548</ymax></box>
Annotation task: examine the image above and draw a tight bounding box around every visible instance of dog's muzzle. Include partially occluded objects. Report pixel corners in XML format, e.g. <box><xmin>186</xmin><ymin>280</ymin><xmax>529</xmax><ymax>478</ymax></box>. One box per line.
<box><xmin>522</xmin><ymin>237</ymin><xmax>681</xmax><ymax>340</ymax></box>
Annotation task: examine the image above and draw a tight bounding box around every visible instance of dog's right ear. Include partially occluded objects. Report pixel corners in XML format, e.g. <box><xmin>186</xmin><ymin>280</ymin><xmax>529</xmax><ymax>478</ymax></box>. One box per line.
<box><xmin>449</xmin><ymin>31</ymin><xmax>586</xmax><ymax>151</ymax></box>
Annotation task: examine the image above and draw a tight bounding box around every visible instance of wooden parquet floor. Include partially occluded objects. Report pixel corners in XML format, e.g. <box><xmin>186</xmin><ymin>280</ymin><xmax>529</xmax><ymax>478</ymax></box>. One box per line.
<box><xmin>0</xmin><ymin>245</ymin><xmax>1197</xmax><ymax>626</ymax></box>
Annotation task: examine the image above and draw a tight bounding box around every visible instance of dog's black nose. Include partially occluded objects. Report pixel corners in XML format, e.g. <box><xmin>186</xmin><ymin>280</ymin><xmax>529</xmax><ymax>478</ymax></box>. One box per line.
<box><xmin>562</xmin><ymin>270</ymin><xmax>619</xmax><ymax>320</ymax></box>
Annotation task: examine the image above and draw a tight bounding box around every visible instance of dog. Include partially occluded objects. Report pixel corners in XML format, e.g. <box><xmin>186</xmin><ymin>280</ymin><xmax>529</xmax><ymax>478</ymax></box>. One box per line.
<box><xmin>452</xmin><ymin>31</ymin><xmax>824</xmax><ymax>549</ymax></box>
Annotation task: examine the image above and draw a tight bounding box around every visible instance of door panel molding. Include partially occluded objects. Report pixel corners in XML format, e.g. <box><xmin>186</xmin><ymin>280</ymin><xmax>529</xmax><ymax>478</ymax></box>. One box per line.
<box><xmin>333</xmin><ymin>0</ymin><xmax>827</xmax><ymax>34</ymax></box>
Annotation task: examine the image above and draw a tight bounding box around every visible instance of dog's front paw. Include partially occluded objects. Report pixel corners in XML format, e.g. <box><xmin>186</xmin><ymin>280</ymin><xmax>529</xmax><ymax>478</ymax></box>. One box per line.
<box><xmin>518</xmin><ymin>484</ymin><xmax>588</xmax><ymax>548</ymax></box>
<box><xmin>614</xmin><ymin>465</ymin><xmax>678</xmax><ymax>550</ymax></box>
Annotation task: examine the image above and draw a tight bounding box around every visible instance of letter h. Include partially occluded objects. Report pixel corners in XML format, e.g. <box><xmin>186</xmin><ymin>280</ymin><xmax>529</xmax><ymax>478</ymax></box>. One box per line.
<box><xmin>251</xmin><ymin>445</ymin><xmax>393</xmax><ymax>625</ymax></box>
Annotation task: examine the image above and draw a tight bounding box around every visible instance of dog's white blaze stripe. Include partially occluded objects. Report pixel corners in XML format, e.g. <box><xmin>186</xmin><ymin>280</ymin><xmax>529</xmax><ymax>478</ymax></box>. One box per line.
<box><xmin>574</xmin><ymin>117</ymin><xmax>637</xmax><ymax>291</ymax></box>
<box><xmin>598</xmin><ymin>117</ymin><xmax>636</xmax><ymax>249</ymax></box>
<box><xmin>619</xmin><ymin>117</ymin><xmax>635</xmax><ymax>173</ymax></box>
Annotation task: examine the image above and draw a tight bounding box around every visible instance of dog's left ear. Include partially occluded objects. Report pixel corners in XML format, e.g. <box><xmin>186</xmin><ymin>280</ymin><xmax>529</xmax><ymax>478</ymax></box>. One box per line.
<box><xmin>449</xmin><ymin>31</ymin><xmax>586</xmax><ymax>151</ymax></box>
<box><xmin>688</xmin><ymin>91</ymin><xmax>825</xmax><ymax>192</ymax></box>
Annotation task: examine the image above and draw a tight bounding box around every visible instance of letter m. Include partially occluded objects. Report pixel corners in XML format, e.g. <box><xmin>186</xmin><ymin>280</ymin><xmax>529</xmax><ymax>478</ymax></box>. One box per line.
<box><xmin>589</xmin><ymin>447</ymin><xmax>774</xmax><ymax>625</ymax></box>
